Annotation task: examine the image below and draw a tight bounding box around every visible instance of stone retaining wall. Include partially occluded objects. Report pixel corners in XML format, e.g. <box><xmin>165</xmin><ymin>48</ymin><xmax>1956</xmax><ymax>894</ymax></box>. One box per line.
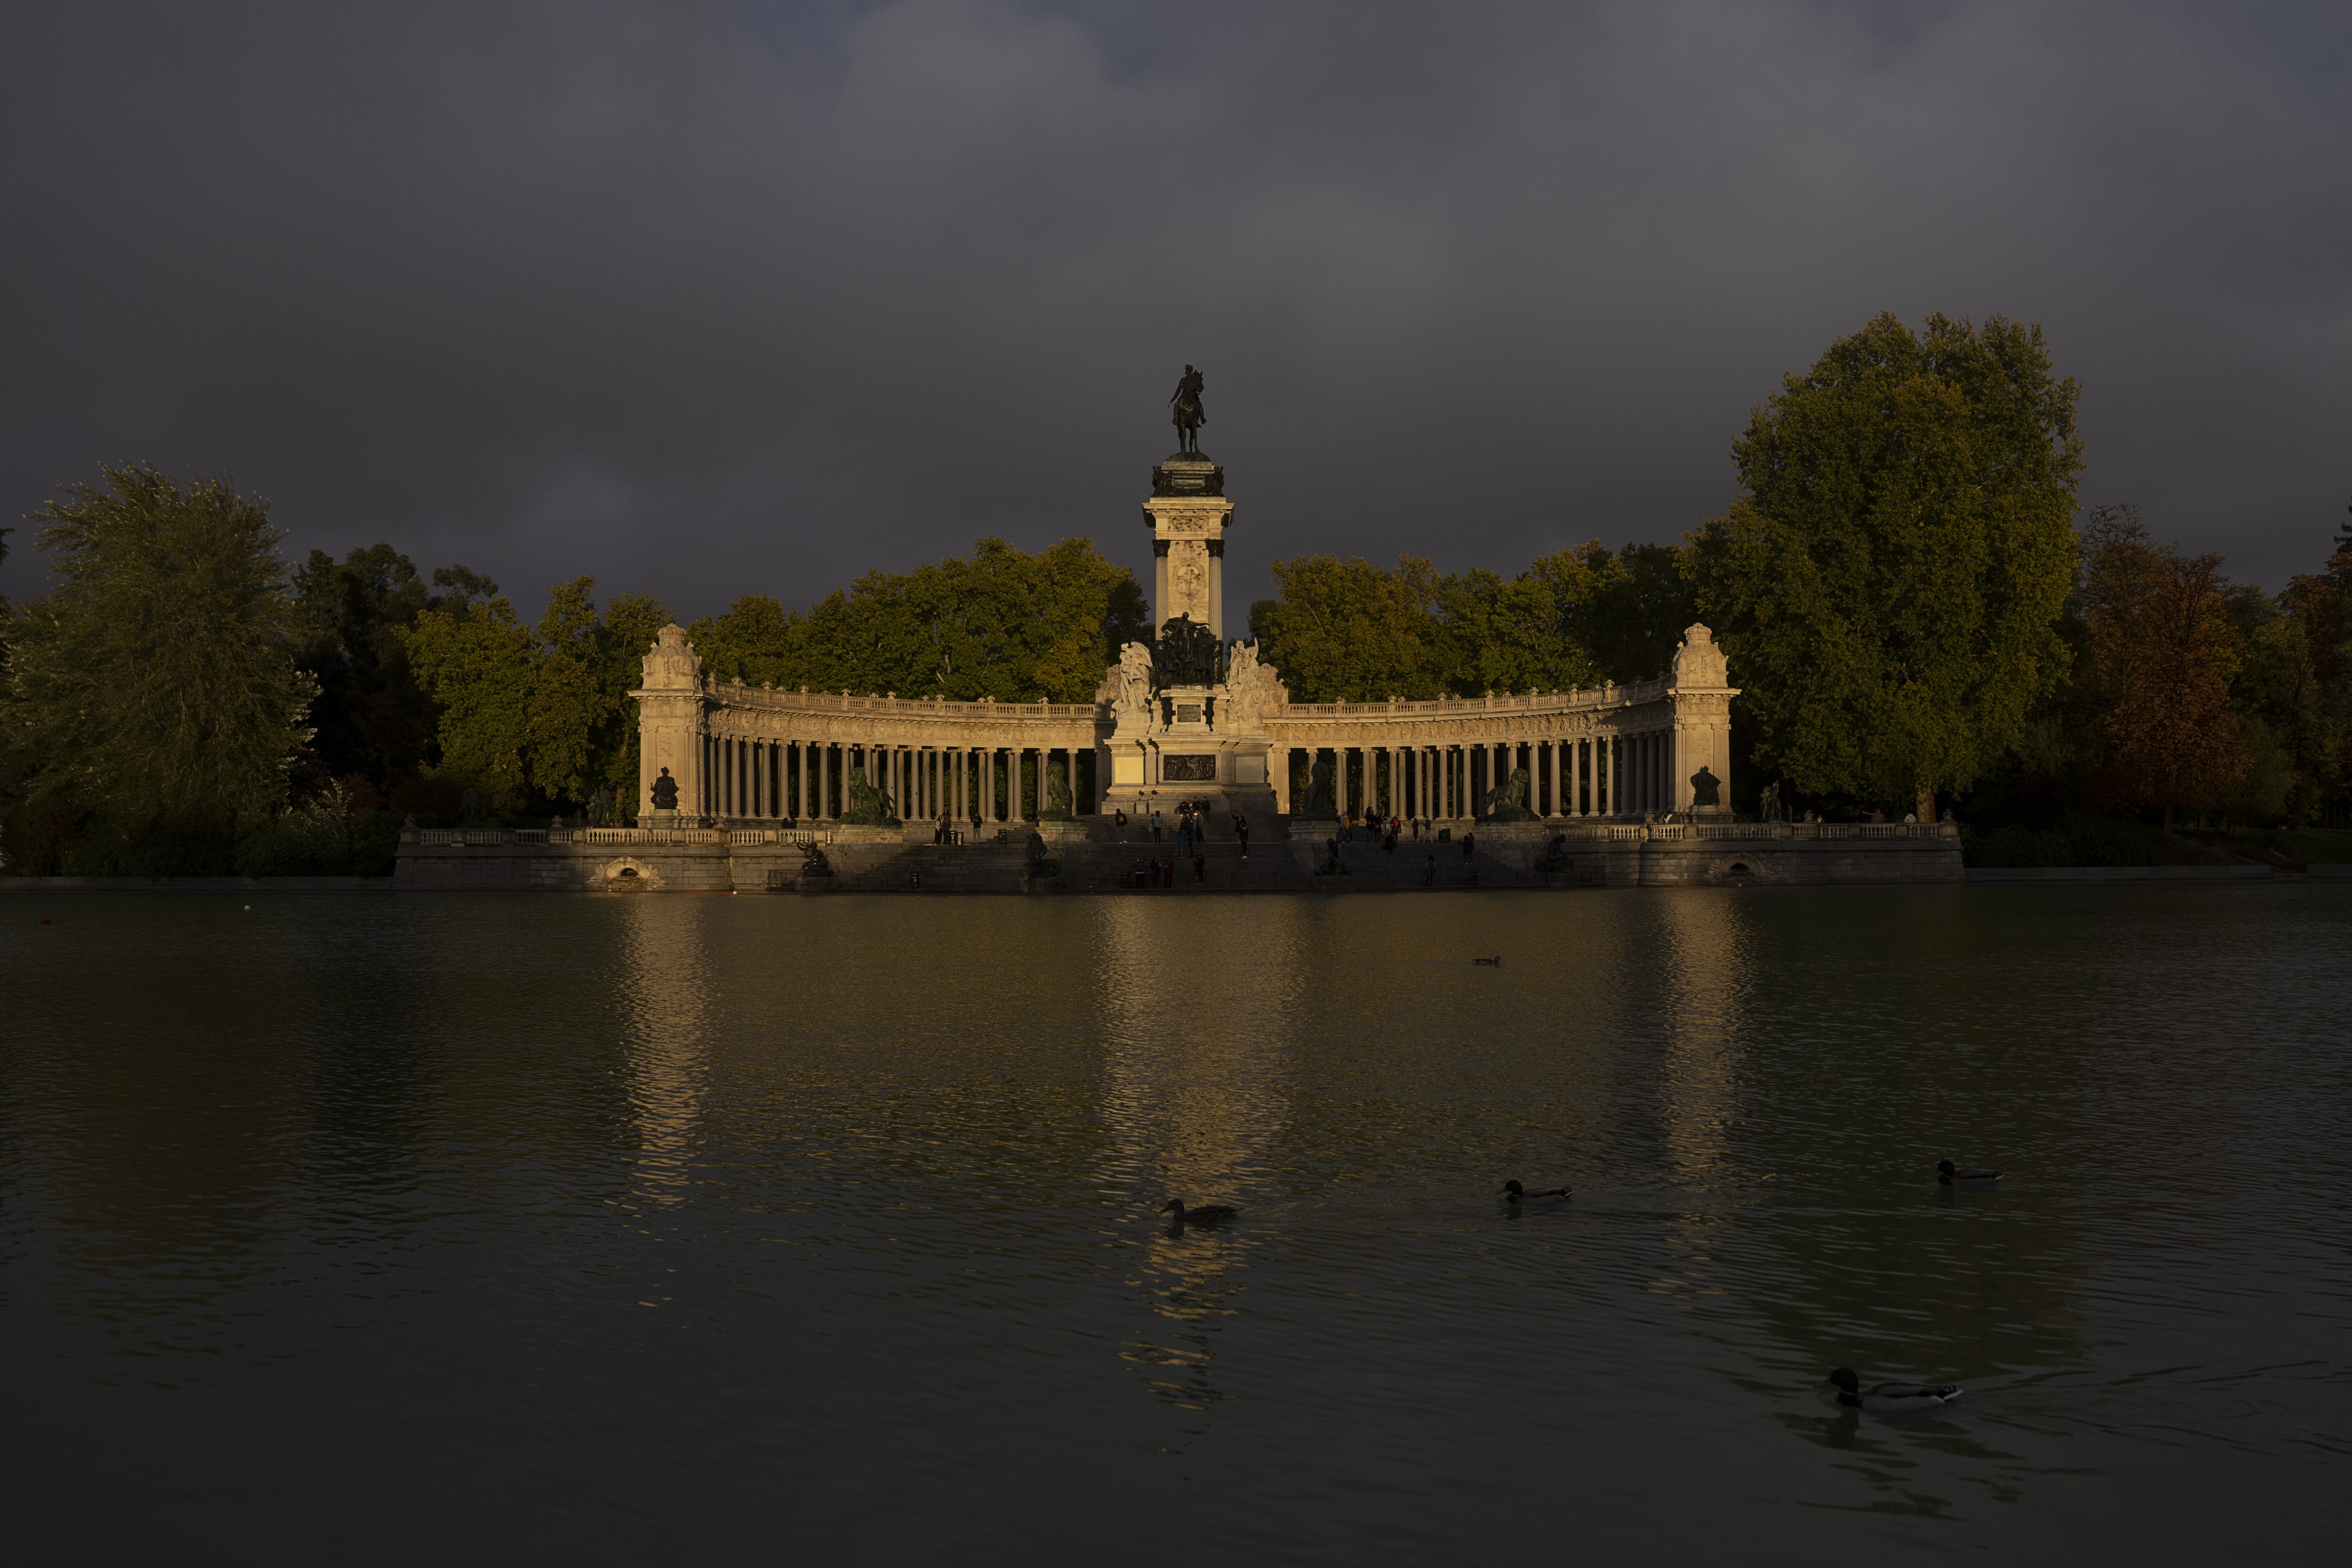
<box><xmin>395</xmin><ymin>818</ymin><xmax>1962</xmax><ymax>892</ymax></box>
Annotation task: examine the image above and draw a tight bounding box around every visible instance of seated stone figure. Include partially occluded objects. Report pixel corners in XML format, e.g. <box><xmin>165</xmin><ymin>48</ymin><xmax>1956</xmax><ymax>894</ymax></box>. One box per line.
<box><xmin>1042</xmin><ymin>765</ymin><xmax>1074</xmax><ymax>821</ymax></box>
<box><xmin>1690</xmin><ymin>766</ymin><xmax>1722</xmax><ymax>810</ymax></box>
<box><xmin>650</xmin><ymin>768</ymin><xmax>679</xmax><ymax>811</ymax></box>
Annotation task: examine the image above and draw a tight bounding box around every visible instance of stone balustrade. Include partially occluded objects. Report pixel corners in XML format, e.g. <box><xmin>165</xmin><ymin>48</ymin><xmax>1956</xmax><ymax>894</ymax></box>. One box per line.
<box><xmin>404</xmin><ymin>825</ymin><xmax>837</xmax><ymax>848</ymax></box>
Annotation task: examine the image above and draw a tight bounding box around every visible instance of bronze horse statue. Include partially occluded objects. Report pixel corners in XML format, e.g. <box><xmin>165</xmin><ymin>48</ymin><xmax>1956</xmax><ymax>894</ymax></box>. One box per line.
<box><xmin>1169</xmin><ymin>364</ymin><xmax>1206</xmax><ymax>454</ymax></box>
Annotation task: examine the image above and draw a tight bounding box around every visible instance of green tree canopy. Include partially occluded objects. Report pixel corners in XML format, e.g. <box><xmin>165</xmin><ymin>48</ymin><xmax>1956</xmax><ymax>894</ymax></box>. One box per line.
<box><xmin>1249</xmin><ymin>554</ymin><xmax>1447</xmax><ymax>701</ymax></box>
<box><xmin>1248</xmin><ymin>543</ymin><xmax>1697</xmax><ymax>703</ymax></box>
<box><xmin>1686</xmin><ymin>312</ymin><xmax>2082</xmax><ymax>818</ymax></box>
<box><xmin>687</xmin><ymin>537</ymin><xmax>1147</xmax><ymax>702</ymax></box>
<box><xmin>403</xmin><ymin>575</ymin><xmax>672</xmax><ymax>815</ymax></box>
<box><xmin>6</xmin><ymin>464</ymin><xmax>316</xmax><ymax>858</ymax></box>
<box><xmin>290</xmin><ymin>543</ymin><xmax>441</xmax><ymax>798</ymax></box>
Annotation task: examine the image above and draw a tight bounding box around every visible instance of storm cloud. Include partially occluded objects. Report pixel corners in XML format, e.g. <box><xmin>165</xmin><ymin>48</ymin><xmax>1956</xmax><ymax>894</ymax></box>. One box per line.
<box><xmin>4</xmin><ymin>1</ymin><xmax>2346</xmax><ymax>621</ymax></box>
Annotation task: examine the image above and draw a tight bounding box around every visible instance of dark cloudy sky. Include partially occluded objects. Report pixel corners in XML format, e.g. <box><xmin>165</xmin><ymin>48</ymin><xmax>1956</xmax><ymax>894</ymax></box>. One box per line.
<box><xmin>4</xmin><ymin>1</ymin><xmax>2347</xmax><ymax>624</ymax></box>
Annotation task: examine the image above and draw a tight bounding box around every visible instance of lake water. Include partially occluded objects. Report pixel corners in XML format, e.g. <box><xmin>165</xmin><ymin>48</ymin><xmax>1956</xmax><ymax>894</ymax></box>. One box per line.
<box><xmin>4</xmin><ymin>885</ymin><xmax>2348</xmax><ymax>1563</ymax></box>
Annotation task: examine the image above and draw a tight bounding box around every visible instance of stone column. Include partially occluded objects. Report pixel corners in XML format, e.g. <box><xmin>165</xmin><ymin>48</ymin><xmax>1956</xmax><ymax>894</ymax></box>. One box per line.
<box><xmin>1206</xmin><ymin>538</ymin><xmax>1225</xmax><ymax>642</ymax></box>
<box><xmin>1066</xmin><ymin>748</ymin><xmax>1079</xmax><ymax>815</ymax></box>
<box><xmin>1010</xmin><ymin>748</ymin><xmax>1025</xmax><ymax>822</ymax></box>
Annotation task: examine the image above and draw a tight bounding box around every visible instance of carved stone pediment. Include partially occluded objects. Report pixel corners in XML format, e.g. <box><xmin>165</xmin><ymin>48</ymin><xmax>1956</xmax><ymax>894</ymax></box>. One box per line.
<box><xmin>640</xmin><ymin>624</ymin><xmax>702</xmax><ymax>691</ymax></box>
<box><xmin>1670</xmin><ymin>623</ymin><xmax>1731</xmax><ymax>691</ymax></box>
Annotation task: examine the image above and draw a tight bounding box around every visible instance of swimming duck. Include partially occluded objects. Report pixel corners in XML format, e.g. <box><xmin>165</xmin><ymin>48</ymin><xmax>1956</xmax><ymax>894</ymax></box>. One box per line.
<box><xmin>1501</xmin><ymin>1180</ymin><xmax>1571</xmax><ymax>1203</ymax></box>
<box><xmin>1937</xmin><ymin>1159</ymin><xmax>2003</xmax><ymax>1186</ymax></box>
<box><xmin>1474</xmin><ymin>956</ymin><xmax>1503</xmax><ymax>967</ymax></box>
<box><xmin>1827</xmin><ymin>1368</ymin><xmax>1962</xmax><ymax>1415</ymax></box>
<box><xmin>1161</xmin><ymin>1199</ymin><xmax>1239</xmax><ymax>1225</ymax></box>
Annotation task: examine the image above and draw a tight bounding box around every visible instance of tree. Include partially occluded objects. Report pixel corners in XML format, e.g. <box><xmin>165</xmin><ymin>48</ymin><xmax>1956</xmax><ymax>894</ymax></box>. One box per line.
<box><xmin>1578</xmin><ymin>542</ymin><xmax>1700</xmax><ymax>684</ymax></box>
<box><xmin>5</xmin><ymin>465</ymin><xmax>315</xmax><ymax>870</ymax></box>
<box><xmin>290</xmin><ymin>543</ymin><xmax>440</xmax><ymax>798</ymax></box>
<box><xmin>1686</xmin><ymin>312</ymin><xmax>2082</xmax><ymax>819</ymax></box>
<box><xmin>2276</xmin><ymin>550</ymin><xmax>2352</xmax><ymax>822</ymax></box>
<box><xmin>1249</xmin><ymin>554</ymin><xmax>1447</xmax><ymax>701</ymax></box>
<box><xmin>402</xmin><ymin>575</ymin><xmax>672</xmax><ymax>816</ymax></box>
<box><xmin>1247</xmin><ymin>543</ymin><xmax>1699</xmax><ymax>704</ymax></box>
<box><xmin>688</xmin><ymin>537</ymin><xmax>1145</xmax><ymax>702</ymax></box>
<box><xmin>403</xmin><ymin>588</ymin><xmax>536</xmax><ymax>809</ymax></box>
<box><xmin>2079</xmin><ymin>505</ymin><xmax>2249</xmax><ymax>837</ymax></box>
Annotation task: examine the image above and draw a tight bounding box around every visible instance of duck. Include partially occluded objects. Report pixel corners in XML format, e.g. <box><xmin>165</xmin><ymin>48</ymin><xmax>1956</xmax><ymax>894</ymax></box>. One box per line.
<box><xmin>1474</xmin><ymin>956</ymin><xmax>1503</xmax><ymax>966</ymax></box>
<box><xmin>1161</xmin><ymin>1199</ymin><xmax>1239</xmax><ymax>1225</ymax></box>
<box><xmin>1827</xmin><ymin>1368</ymin><xmax>1962</xmax><ymax>1415</ymax></box>
<box><xmin>1501</xmin><ymin>1180</ymin><xmax>1571</xmax><ymax>1203</ymax></box>
<box><xmin>1937</xmin><ymin>1159</ymin><xmax>2003</xmax><ymax>1186</ymax></box>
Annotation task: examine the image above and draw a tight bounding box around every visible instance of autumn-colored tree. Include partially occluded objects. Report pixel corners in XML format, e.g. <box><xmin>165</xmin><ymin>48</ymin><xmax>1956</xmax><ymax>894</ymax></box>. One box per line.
<box><xmin>2273</xmin><ymin>549</ymin><xmax>2352</xmax><ymax>820</ymax></box>
<box><xmin>2080</xmin><ymin>505</ymin><xmax>2248</xmax><ymax>837</ymax></box>
<box><xmin>1686</xmin><ymin>312</ymin><xmax>2082</xmax><ymax>820</ymax></box>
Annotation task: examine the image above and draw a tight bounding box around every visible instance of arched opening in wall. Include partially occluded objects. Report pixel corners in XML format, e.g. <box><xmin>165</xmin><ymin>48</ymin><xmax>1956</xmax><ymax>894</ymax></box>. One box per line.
<box><xmin>619</xmin><ymin>867</ymin><xmax>640</xmax><ymax>878</ymax></box>
<box><xmin>1726</xmin><ymin>862</ymin><xmax>1751</xmax><ymax>882</ymax></box>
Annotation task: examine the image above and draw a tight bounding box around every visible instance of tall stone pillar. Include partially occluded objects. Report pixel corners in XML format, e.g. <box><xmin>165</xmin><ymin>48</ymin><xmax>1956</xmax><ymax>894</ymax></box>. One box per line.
<box><xmin>1143</xmin><ymin>451</ymin><xmax>1234</xmax><ymax>639</ymax></box>
<box><xmin>1666</xmin><ymin>624</ymin><xmax>1739</xmax><ymax>816</ymax></box>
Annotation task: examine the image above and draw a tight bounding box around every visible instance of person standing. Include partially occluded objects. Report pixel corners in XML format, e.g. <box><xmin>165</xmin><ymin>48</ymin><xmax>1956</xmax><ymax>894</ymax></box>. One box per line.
<box><xmin>1161</xmin><ymin>855</ymin><xmax>1175</xmax><ymax>888</ymax></box>
<box><xmin>1151</xmin><ymin>809</ymin><xmax>1163</xmax><ymax>844</ymax></box>
<box><xmin>1235</xmin><ymin>813</ymin><xmax>1250</xmax><ymax>859</ymax></box>
<box><xmin>1423</xmin><ymin>853</ymin><xmax>1437</xmax><ymax>886</ymax></box>
<box><xmin>1193</xmin><ymin>852</ymin><xmax>1206</xmax><ymax>884</ymax></box>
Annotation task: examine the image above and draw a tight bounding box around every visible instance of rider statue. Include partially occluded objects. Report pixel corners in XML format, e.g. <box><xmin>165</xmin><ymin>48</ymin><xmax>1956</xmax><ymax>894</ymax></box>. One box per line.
<box><xmin>1169</xmin><ymin>364</ymin><xmax>1206</xmax><ymax>455</ymax></box>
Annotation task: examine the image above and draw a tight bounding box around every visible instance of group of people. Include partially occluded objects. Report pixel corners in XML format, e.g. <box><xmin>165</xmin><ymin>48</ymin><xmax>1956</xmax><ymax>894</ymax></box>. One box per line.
<box><xmin>1113</xmin><ymin>799</ymin><xmax>1251</xmax><ymax>860</ymax></box>
<box><xmin>1337</xmin><ymin>810</ymin><xmax>1431</xmax><ymax>853</ymax></box>
<box><xmin>1127</xmin><ymin>854</ymin><xmax>1199</xmax><ymax>888</ymax></box>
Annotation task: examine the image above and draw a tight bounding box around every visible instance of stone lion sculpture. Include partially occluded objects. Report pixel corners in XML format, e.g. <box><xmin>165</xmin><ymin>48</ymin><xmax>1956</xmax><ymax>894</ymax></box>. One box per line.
<box><xmin>1483</xmin><ymin>765</ymin><xmax>1539</xmax><ymax>822</ymax></box>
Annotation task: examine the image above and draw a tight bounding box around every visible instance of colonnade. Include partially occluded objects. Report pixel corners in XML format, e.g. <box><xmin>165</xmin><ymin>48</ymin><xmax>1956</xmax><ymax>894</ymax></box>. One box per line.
<box><xmin>694</xmin><ymin>736</ymin><xmax>1086</xmax><ymax>825</ymax></box>
<box><xmin>1277</xmin><ymin>731</ymin><xmax>1684</xmax><ymax>821</ymax></box>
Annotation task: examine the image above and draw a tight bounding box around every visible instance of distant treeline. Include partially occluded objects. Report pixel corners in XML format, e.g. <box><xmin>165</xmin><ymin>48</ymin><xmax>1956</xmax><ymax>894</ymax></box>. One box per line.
<box><xmin>4</xmin><ymin>311</ymin><xmax>2348</xmax><ymax>876</ymax></box>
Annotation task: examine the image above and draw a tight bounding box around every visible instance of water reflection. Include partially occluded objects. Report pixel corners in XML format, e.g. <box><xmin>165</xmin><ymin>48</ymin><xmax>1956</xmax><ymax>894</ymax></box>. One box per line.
<box><xmin>1093</xmin><ymin>899</ymin><xmax>1305</xmax><ymax>1425</ymax></box>
<box><xmin>1656</xmin><ymin>890</ymin><xmax>1752</xmax><ymax>1186</ymax></box>
<box><xmin>616</xmin><ymin>895</ymin><xmax>713</xmax><ymax>1207</ymax></box>
<box><xmin>5</xmin><ymin>887</ymin><xmax>2345</xmax><ymax>1559</ymax></box>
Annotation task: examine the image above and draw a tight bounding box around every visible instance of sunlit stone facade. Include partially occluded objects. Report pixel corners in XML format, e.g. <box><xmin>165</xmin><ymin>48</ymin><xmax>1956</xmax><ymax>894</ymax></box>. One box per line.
<box><xmin>631</xmin><ymin>457</ymin><xmax>1740</xmax><ymax>830</ymax></box>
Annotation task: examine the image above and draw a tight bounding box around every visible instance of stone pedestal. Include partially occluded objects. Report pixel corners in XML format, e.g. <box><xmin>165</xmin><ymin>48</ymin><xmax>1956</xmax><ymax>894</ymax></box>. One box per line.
<box><xmin>1145</xmin><ymin>453</ymin><xmax>1234</xmax><ymax>640</ymax></box>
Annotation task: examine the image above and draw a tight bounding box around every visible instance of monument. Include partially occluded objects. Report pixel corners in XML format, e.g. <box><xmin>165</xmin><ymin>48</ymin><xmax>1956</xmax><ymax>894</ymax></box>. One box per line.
<box><xmin>1090</xmin><ymin>370</ymin><xmax>1285</xmax><ymax>819</ymax></box>
<box><xmin>600</xmin><ymin>365</ymin><xmax>1745</xmax><ymax>840</ymax></box>
<box><xmin>398</xmin><ymin>364</ymin><xmax>1972</xmax><ymax>891</ymax></box>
